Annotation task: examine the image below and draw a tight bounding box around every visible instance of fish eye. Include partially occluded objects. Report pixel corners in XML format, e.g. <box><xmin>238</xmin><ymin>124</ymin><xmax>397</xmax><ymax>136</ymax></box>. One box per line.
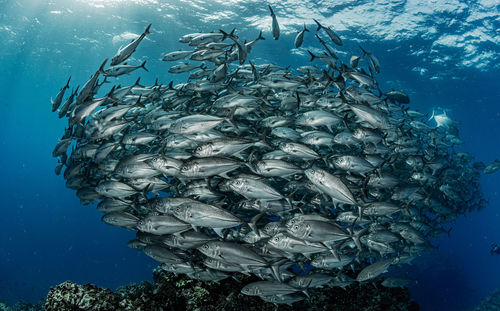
<box><xmin>293</xmin><ymin>225</ymin><xmax>299</xmax><ymax>230</ymax></box>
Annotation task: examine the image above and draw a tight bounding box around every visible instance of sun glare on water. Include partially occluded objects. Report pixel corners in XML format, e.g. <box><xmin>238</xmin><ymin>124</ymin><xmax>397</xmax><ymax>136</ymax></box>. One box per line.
<box><xmin>76</xmin><ymin>0</ymin><xmax>160</xmax><ymax>8</ymax></box>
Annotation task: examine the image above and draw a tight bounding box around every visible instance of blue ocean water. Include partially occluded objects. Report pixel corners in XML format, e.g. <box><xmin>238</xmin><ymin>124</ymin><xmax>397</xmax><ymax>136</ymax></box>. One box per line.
<box><xmin>0</xmin><ymin>0</ymin><xmax>498</xmax><ymax>310</ymax></box>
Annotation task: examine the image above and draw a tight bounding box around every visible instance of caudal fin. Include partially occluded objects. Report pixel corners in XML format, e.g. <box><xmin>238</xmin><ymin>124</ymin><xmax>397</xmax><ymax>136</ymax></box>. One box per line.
<box><xmin>144</xmin><ymin>23</ymin><xmax>152</xmax><ymax>34</ymax></box>
<box><xmin>307</xmin><ymin>50</ymin><xmax>316</xmax><ymax>62</ymax></box>
<box><xmin>257</xmin><ymin>30</ymin><xmax>265</xmax><ymax>41</ymax></box>
<box><xmin>65</xmin><ymin>76</ymin><xmax>71</xmax><ymax>89</ymax></box>
<box><xmin>141</xmin><ymin>60</ymin><xmax>149</xmax><ymax>72</ymax></box>
<box><xmin>359</xmin><ymin>45</ymin><xmax>368</xmax><ymax>57</ymax></box>
<box><xmin>98</xmin><ymin>58</ymin><xmax>108</xmax><ymax>75</ymax></box>
<box><xmin>219</xmin><ymin>29</ymin><xmax>230</xmax><ymax>41</ymax></box>
<box><xmin>313</xmin><ymin>18</ymin><xmax>322</xmax><ymax>31</ymax></box>
<box><xmin>268</xmin><ymin>5</ymin><xmax>275</xmax><ymax>16</ymax></box>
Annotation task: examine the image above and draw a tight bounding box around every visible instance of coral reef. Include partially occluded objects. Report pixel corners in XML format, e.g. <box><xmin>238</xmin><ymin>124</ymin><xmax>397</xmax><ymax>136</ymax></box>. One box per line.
<box><xmin>39</xmin><ymin>268</ymin><xmax>419</xmax><ymax>311</ymax></box>
<box><xmin>475</xmin><ymin>289</ymin><xmax>500</xmax><ymax>311</ymax></box>
<box><xmin>0</xmin><ymin>300</ymin><xmax>44</xmax><ymax>311</ymax></box>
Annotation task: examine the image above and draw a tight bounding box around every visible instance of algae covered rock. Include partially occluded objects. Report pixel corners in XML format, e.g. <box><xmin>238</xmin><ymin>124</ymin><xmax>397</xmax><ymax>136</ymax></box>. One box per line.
<box><xmin>42</xmin><ymin>269</ymin><xmax>418</xmax><ymax>311</ymax></box>
<box><xmin>45</xmin><ymin>281</ymin><xmax>117</xmax><ymax>311</ymax></box>
<box><xmin>0</xmin><ymin>300</ymin><xmax>44</xmax><ymax>311</ymax></box>
<box><xmin>475</xmin><ymin>289</ymin><xmax>500</xmax><ymax>311</ymax></box>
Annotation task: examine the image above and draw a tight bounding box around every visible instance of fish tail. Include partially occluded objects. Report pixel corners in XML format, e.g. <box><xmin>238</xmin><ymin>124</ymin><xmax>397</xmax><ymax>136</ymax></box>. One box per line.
<box><xmin>307</xmin><ymin>50</ymin><xmax>316</xmax><ymax>62</ymax></box>
<box><xmin>219</xmin><ymin>29</ymin><xmax>229</xmax><ymax>41</ymax></box>
<box><xmin>134</xmin><ymin>95</ymin><xmax>145</xmax><ymax>108</ymax></box>
<box><xmin>257</xmin><ymin>30</ymin><xmax>265</xmax><ymax>41</ymax></box>
<box><xmin>249</xmin><ymin>60</ymin><xmax>260</xmax><ymax>82</ymax></box>
<box><xmin>268</xmin><ymin>5</ymin><xmax>274</xmax><ymax>16</ymax></box>
<box><xmin>248</xmin><ymin>213</ymin><xmax>264</xmax><ymax>236</ymax></box>
<box><xmin>428</xmin><ymin>109</ymin><xmax>435</xmax><ymax>121</ymax></box>
<box><xmin>65</xmin><ymin>76</ymin><xmax>71</xmax><ymax>89</ymax></box>
<box><xmin>133</xmin><ymin>77</ymin><xmax>142</xmax><ymax>87</ymax></box>
<box><xmin>98</xmin><ymin>58</ymin><xmax>108</xmax><ymax>75</ymax></box>
<box><xmin>304</xmin><ymin>23</ymin><xmax>310</xmax><ymax>32</ymax></box>
<box><xmin>295</xmin><ymin>91</ymin><xmax>301</xmax><ymax>110</ymax></box>
<box><xmin>106</xmin><ymin>85</ymin><xmax>118</xmax><ymax>102</ymax></box>
<box><xmin>141</xmin><ymin>60</ymin><xmax>149</xmax><ymax>72</ymax></box>
<box><xmin>313</xmin><ymin>18</ymin><xmax>322</xmax><ymax>31</ymax></box>
<box><xmin>144</xmin><ymin>23</ymin><xmax>152</xmax><ymax>34</ymax></box>
<box><xmin>359</xmin><ymin>45</ymin><xmax>368</xmax><ymax>57</ymax></box>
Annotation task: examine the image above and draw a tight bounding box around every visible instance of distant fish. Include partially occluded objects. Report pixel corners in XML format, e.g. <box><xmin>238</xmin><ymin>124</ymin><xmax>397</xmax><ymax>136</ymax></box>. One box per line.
<box><xmin>359</xmin><ymin>45</ymin><xmax>380</xmax><ymax>73</ymax></box>
<box><xmin>111</xmin><ymin>23</ymin><xmax>151</xmax><ymax>66</ymax></box>
<box><xmin>428</xmin><ymin>109</ymin><xmax>458</xmax><ymax>130</ymax></box>
<box><xmin>269</xmin><ymin>5</ymin><xmax>280</xmax><ymax>40</ymax></box>
<box><xmin>313</xmin><ymin>18</ymin><xmax>342</xmax><ymax>46</ymax></box>
<box><xmin>51</xmin><ymin>76</ymin><xmax>71</xmax><ymax>112</ymax></box>
<box><xmin>294</xmin><ymin>24</ymin><xmax>309</xmax><ymax>48</ymax></box>
<box><xmin>484</xmin><ymin>159</ymin><xmax>500</xmax><ymax>174</ymax></box>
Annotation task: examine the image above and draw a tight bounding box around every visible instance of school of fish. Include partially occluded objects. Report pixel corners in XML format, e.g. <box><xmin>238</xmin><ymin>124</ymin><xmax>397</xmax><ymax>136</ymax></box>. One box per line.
<box><xmin>50</xmin><ymin>9</ymin><xmax>490</xmax><ymax>306</ymax></box>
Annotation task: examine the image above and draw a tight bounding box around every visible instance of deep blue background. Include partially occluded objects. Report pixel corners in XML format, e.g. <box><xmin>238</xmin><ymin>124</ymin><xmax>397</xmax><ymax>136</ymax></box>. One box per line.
<box><xmin>0</xmin><ymin>1</ymin><xmax>499</xmax><ymax>310</ymax></box>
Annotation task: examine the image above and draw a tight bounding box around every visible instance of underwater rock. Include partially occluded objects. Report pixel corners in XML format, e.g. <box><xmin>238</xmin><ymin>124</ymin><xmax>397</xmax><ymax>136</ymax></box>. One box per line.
<box><xmin>45</xmin><ymin>281</ymin><xmax>117</xmax><ymax>311</ymax></box>
<box><xmin>0</xmin><ymin>300</ymin><xmax>44</xmax><ymax>311</ymax></box>
<box><xmin>42</xmin><ymin>269</ymin><xmax>418</xmax><ymax>311</ymax></box>
<box><xmin>475</xmin><ymin>289</ymin><xmax>500</xmax><ymax>311</ymax></box>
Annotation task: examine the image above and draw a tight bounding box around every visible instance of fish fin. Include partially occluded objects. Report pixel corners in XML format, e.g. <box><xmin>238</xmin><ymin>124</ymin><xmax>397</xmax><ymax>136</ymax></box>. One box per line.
<box><xmin>295</xmin><ymin>91</ymin><xmax>301</xmax><ymax>110</ymax></box>
<box><xmin>313</xmin><ymin>18</ymin><xmax>322</xmax><ymax>31</ymax></box>
<box><xmin>219</xmin><ymin>28</ymin><xmax>235</xmax><ymax>41</ymax></box>
<box><xmin>302</xmin><ymin>290</ymin><xmax>310</xmax><ymax>298</ymax></box>
<box><xmin>144</xmin><ymin>23</ymin><xmax>152</xmax><ymax>34</ymax></box>
<box><xmin>248</xmin><ymin>213</ymin><xmax>264</xmax><ymax>236</ymax></box>
<box><xmin>134</xmin><ymin>95</ymin><xmax>145</xmax><ymax>108</ymax></box>
<box><xmin>304</xmin><ymin>23</ymin><xmax>309</xmax><ymax>32</ymax></box>
<box><xmin>218</xmin><ymin>171</ymin><xmax>231</xmax><ymax>179</ymax></box>
<box><xmin>98</xmin><ymin>58</ymin><xmax>108</xmax><ymax>75</ymax></box>
<box><xmin>314</xmin><ymin>33</ymin><xmax>324</xmax><ymax>44</ymax></box>
<box><xmin>106</xmin><ymin>85</ymin><xmax>118</xmax><ymax>102</ymax></box>
<box><xmin>307</xmin><ymin>50</ymin><xmax>316</xmax><ymax>62</ymax></box>
<box><xmin>268</xmin><ymin>5</ymin><xmax>274</xmax><ymax>16</ymax></box>
<box><xmin>249</xmin><ymin>60</ymin><xmax>260</xmax><ymax>82</ymax></box>
<box><xmin>270</xmin><ymin>258</ymin><xmax>287</xmax><ymax>282</ymax></box>
<box><xmin>141</xmin><ymin>60</ymin><xmax>149</xmax><ymax>72</ymax></box>
<box><xmin>257</xmin><ymin>30</ymin><xmax>265</xmax><ymax>41</ymax></box>
<box><xmin>134</xmin><ymin>77</ymin><xmax>143</xmax><ymax>87</ymax></box>
<box><xmin>213</xmin><ymin>228</ymin><xmax>225</xmax><ymax>238</ymax></box>
<box><xmin>359</xmin><ymin>45</ymin><xmax>368</xmax><ymax>57</ymax></box>
<box><xmin>65</xmin><ymin>76</ymin><xmax>71</xmax><ymax>89</ymax></box>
